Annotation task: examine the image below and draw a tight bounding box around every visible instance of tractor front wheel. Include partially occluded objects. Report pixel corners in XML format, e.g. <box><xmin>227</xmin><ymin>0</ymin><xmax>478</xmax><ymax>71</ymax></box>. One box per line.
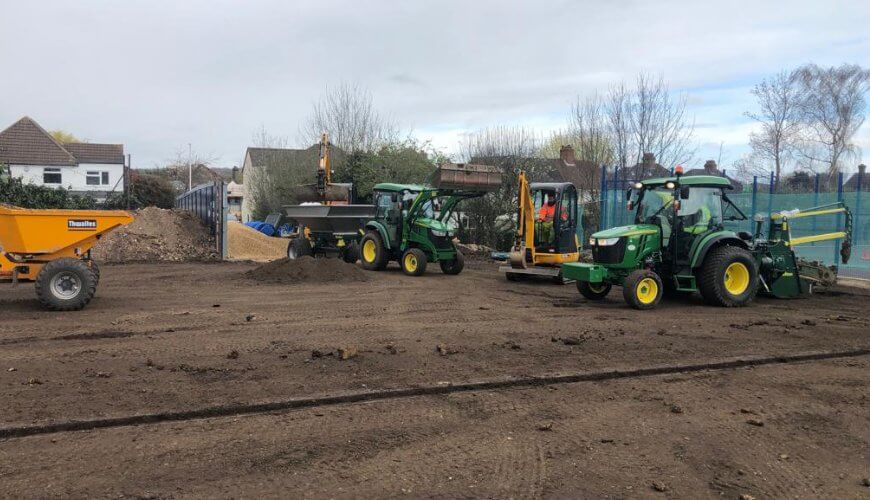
<box><xmin>287</xmin><ymin>237</ymin><xmax>313</xmax><ymax>260</ymax></box>
<box><xmin>360</xmin><ymin>232</ymin><xmax>388</xmax><ymax>271</ymax></box>
<box><xmin>35</xmin><ymin>258</ymin><xmax>98</xmax><ymax>311</ymax></box>
<box><xmin>623</xmin><ymin>269</ymin><xmax>663</xmax><ymax>310</ymax></box>
<box><xmin>401</xmin><ymin>248</ymin><xmax>427</xmax><ymax>276</ymax></box>
<box><xmin>439</xmin><ymin>250</ymin><xmax>464</xmax><ymax>275</ymax></box>
<box><xmin>698</xmin><ymin>246</ymin><xmax>758</xmax><ymax>307</ymax></box>
<box><xmin>577</xmin><ymin>281</ymin><xmax>611</xmax><ymax>300</ymax></box>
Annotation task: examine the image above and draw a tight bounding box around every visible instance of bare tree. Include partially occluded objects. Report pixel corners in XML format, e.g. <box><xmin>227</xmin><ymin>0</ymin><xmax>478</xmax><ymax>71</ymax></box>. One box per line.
<box><xmin>568</xmin><ymin>94</ymin><xmax>614</xmax><ymax>167</ymax></box>
<box><xmin>300</xmin><ymin>82</ymin><xmax>399</xmax><ymax>153</ymax></box>
<box><xmin>745</xmin><ymin>70</ymin><xmax>803</xmax><ymax>185</ymax></box>
<box><xmin>793</xmin><ymin>63</ymin><xmax>870</xmax><ymax>180</ymax></box>
<box><xmin>251</xmin><ymin>124</ymin><xmax>289</xmax><ymax>148</ymax></box>
<box><xmin>599</xmin><ymin>74</ymin><xmax>695</xmax><ymax>175</ymax></box>
<box><xmin>458</xmin><ymin>126</ymin><xmax>546</xmax><ymax>248</ymax></box>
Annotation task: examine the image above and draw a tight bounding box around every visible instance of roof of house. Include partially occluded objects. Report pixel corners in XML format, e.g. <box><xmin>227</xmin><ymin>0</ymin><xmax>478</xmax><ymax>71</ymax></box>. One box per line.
<box><xmin>0</xmin><ymin>116</ymin><xmax>124</xmax><ymax>166</ymax></box>
<box><xmin>0</xmin><ymin>116</ymin><xmax>77</xmax><ymax>166</ymax></box>
<box><xmin>63</xmin><ymin>142</ymin><xmax>124</xmax><ymax>164</ymax></box>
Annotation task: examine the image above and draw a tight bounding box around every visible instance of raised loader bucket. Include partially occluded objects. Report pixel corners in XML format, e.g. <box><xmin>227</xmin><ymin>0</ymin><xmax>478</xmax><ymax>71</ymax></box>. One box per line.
<box><xmin>431</xmin><ymin>163</ymin><xmax>502</xmax><ymax>192</ymax></box>
<box><xmin>0</xmin><ymin>206</ymin><xmax>133</xmax><ymax>257</ymax></box>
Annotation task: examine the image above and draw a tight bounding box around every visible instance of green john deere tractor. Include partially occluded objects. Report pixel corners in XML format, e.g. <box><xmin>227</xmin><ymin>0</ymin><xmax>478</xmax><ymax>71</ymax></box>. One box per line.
<box><xmin>562</xmin><ymin>170</ymin><xmax>852</xmax><ymax>310</ymax></box>
<box><xmin>358</xmin><ymin>183</ymin><xmax>484</xmax><ymax>276</ymax></box>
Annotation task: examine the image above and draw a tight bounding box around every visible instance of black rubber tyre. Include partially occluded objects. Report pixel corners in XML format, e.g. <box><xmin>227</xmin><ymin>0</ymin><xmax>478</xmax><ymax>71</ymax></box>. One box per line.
<box><xmin>287</xmin><ymin>238</ymin><xmax>313</xmax><ymax>260</ymax></box>
<box><xmin>341</xmin><ymin>241</ymin><xmax>360</xmax><ymax>263</ymax></box>
<box><xmin>35</xmin><ymin>258</ymin><xmax>98</xmax><ymax>311</ymax></box>
<box><xmin>439</xmin><ymin>250</ymin><xmax>464</xmax><ymax>275</ymax></box>
<box><xmin>622</xmin><ymin>269</ymin><xmax>663</xmax><ymax>310</ymax></box>
<box><xmin>505</xmin><ymin>272</ymin><xmax>522</xmax><ymax>281</ymax></box>
<box><xmin>577</xmin><ymin>281</ymin><xmax>612</xmax><ymax>300</ymax></box>
<box><xmin>359</xmin><ymin>231</ymin><xmax>388</xmax><ymax>271</ymax></box>
<box><xmin>697</xmin><ymin>245</ymin><xmax>759</xmax><ymax>307</ymax></box>
<box><xmin>401</xmin><ymin>248</ymin><xmax>427</xmax><ymax>276</ymax></box>
<box><xmin>88</xmin><ymin>260</ymin><xmax>101</xmax><ymax>286</ymax></box>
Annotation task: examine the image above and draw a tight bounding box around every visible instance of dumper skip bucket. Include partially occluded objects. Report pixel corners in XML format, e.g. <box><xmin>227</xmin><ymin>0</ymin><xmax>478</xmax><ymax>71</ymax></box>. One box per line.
<box><xmin>0</xmin><ymin>206</ymin><xmax>133</xmax><ymax>255</ymax></box>
<box><xmin>430</xmin><ymin>163</ymin><xmax>503</xmax><ymax>192</ymax></box>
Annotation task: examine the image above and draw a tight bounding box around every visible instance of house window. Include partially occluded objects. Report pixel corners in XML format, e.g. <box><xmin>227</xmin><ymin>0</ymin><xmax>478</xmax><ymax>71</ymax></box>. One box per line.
<box><xmin>43</xmin><ymin>168</ymin><xmax>62</xmax><ymax>184</ymax></box>
<box><xmin>86</xmin><ymin>171</ymin><xmax>110</xmax><ymax>186</ymax></box>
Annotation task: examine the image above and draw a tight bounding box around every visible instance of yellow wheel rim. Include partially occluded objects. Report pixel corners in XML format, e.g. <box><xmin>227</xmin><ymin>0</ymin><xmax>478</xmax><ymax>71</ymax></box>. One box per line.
<box><xmin>724</xmin><ymin>262</ymin><xmax>750</xmax><ymax>295</ymax></box>
<box><xmin>404</xmin><ymin>253</ymin><xmax>418</xmax><ymax>272</ymax></box>
<box><xmin>636</xmin><ymin>277</ymin><xmax>658</xmax><ymax>305</ymax></box>
<box><xmin>362</xmin><ymin>240</ymin><xmax>377</xmax><ymax>263</ymax></box>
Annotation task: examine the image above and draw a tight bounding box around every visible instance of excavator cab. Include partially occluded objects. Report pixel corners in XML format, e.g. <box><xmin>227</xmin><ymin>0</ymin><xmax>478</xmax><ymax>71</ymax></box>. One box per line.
<box><xmin>500</xmin><ymin>173</ymin><xmax>581</xmax><ymax>283</ymax></box>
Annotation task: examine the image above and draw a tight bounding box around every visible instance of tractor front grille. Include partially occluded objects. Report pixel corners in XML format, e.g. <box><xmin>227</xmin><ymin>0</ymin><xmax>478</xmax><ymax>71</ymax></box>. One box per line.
<box><xmin>428</xmin><ymin>230</ymin><xmax>453</xmax><ymax>249</ymax></box>
<box><xmin>592</xmin><ymin>238</ymin><xmax>626</xmax><ymax>264</ymax></box>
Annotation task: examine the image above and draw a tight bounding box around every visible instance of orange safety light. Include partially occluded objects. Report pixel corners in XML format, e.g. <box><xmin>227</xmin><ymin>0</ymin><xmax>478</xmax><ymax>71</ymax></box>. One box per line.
<box><xmin>674</xmin><ymin>165</ymin><xmax>684</xmax><ymax>175</ymax></box>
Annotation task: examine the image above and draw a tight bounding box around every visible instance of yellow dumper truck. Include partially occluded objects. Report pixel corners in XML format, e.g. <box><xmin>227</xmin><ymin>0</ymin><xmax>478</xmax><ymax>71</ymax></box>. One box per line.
<box><xmin>0</xmin><ymin>206</ymin><xmax>133</xmax><ymax>310</ymax></box>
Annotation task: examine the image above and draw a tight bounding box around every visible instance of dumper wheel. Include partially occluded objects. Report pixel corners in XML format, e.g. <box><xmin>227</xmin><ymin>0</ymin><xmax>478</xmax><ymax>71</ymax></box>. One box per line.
<box><xmin>439</xmin><ymin>250</ymin><xmax>464</xmax><ymax>275</ymax></box>
<box><xmin>88</xmin><ymin>260</ymin><xmax>101</xmax><ymax>286</ymax></box>
<box><xmin>360</xmin><ymin>231</ymin><xmax>387</xmax><ymax>271</ymax></box>
<box><xmin>35</xmin><ymin>258</ymin><xmax>98</xmax><ymax>311</ymax></box>
<box><xmin>577</xmin><ymin>281</ymin><xmax>611</xmax><ymax>300</ymax></box>
<box><xmin>287</xmin><ymin>238</ymin><xmax>312</xmax><ymax>260</ymax></box>
<box><xmin>401</xmin><ymin>248</ymin><xmax>427</xmax><ymax>276</ymax></box>
<box><xmin>698</xmin><ymin>246</ymin><xmax>758</xmax><ymax>307</ymax></box>
<box><xmin>341</xmin><ymin>241</ymin><xmax>360</xmax><ymax>263</ymax></box>
<box><xmin>623</xmin><ymin>269</ymin><xmax>663</xmax><ymax>310</ymax></box>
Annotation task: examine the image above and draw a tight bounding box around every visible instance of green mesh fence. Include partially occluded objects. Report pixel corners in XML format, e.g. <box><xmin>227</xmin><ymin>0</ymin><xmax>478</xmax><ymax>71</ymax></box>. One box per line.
<box><xmin>599</xmin><ymin>179</ymin><xmax>869</xmax><ymax>276</ymax></box>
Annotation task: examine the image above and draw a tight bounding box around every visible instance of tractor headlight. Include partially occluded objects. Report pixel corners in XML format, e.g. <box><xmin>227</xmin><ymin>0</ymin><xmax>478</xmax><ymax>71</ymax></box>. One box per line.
<box><xmin>634</xmin><ymin>182</ymin><xmax>643</xmax><ymax>189</ymax></box>
<box><xmin>589</xmin><ymin>237</ymin><xmax>596</xmax><ymax>246</ymax></box>
<box><xmin>665</xmin><ymin>181</ymin><xmax>676</xmax><ymax>189</ymax></box>
<box><xmin>431</xmin><ymin>229</ymin><xmax>448</xmax><ymax>237</ymax></box>
<box><xmin>594</xmin><ymin>237</ymin><xmax>620</xmax><ymax>246</ymax></box>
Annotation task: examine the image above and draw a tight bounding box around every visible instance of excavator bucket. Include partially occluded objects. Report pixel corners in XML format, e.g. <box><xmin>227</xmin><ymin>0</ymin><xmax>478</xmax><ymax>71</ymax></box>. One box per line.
<box><xmin>431</xmin><ymin>163</ymin><xmax>502</xmax><ymax>192</ymax></box>
<box><xmin>291</xmin><ymin>183</ymin><xmax>352</xmax><ymax>203</ymax></box>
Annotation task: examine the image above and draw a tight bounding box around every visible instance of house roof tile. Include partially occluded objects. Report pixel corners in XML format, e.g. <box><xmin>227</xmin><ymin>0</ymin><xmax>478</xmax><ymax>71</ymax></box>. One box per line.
<box><xmin>0</xmin><ymin>116</ymin><xmax>77</xmax><ymax>166</ymax></box>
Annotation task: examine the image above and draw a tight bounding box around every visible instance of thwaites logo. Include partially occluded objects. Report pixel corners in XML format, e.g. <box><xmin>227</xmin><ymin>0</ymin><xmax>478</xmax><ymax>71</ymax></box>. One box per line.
<box><xmin>67</xmin><ymin>219</ymin><xmax>97</xmax><ymax>231</ymax></box>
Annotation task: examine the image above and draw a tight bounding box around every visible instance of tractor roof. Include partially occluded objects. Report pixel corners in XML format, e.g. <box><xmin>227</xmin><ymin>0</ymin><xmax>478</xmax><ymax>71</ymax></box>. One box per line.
<box><xmin>373</xmin><ymin>183</ymin><xmax>427</xmax><ymax>192</ymax></box>
<box><xmin>642</xmin><ymin>175</ymin><xmax>733</xmax><ymax>189</ymax></box>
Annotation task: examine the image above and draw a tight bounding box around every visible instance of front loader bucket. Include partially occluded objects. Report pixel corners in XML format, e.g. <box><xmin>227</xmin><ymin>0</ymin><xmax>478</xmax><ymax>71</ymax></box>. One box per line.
<box><xmin>291</xmin><ymin>183</ymin><xmax>352</xmax><ymax>203</ymax></box>
<box><xmin>431</xmin><ymin>163</ymin><xmax>502</xmax><ymax>192</ymax></box>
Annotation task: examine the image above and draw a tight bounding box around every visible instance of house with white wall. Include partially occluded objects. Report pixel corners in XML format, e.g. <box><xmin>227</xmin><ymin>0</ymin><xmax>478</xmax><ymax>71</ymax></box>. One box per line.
<box><xmin>0</xmin><ymin>116</ymin><xmax>125</xmax><ymax>201</ymax></box>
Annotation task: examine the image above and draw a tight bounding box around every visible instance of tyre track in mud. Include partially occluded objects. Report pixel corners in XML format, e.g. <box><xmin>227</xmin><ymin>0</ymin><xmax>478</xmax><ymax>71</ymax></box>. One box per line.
<box><xmin>1</xmin><ymin>348</ymin><xmax>867</xmax><ymax>440</ymax></box>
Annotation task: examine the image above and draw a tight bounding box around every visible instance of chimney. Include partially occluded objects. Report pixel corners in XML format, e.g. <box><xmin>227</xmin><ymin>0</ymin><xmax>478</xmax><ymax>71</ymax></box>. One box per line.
<box><xmin>642</xmin><ymin>152</ymin><xmax>655</xmax><ymax>167</ymax></box>
<box><xmin>859</xmin><ymin>164</ymin><xmax>867</xmax><ymax>175</ymax></box>
<box><xmin>704</xmin><ymin>160</ymin><xmax>717</xmax><ymax>174</ymax></box>
<box><xmin>231</xmin><ymin>166</ymin><xmax>239</xmax><ymax>183</ymax></box>
<box><xmin>559</xmin><ymin>145</ymin><xmax>575</xmax><ymax>165</ymax></box>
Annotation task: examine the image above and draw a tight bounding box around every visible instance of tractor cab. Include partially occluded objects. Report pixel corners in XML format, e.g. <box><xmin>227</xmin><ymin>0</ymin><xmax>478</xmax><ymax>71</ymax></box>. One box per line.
<box><xmin>530</xmin><ymin>182</ymin><xmax>579</xmax><ymax>255</ymax></box>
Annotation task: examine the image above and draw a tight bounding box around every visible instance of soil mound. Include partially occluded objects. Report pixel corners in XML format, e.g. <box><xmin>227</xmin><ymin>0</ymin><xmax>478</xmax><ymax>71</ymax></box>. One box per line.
<box><xmin>245</xmin><ymin>256</ymin><xmax>369</xmax><ymax>284</ymax></box>
<box><xmin>92</xmin><ymin>207</ymin><xmax>217</xmax><ymax>263</ymax></box>
<box><xmin>228</xmin><ymin>221</ymin><xmax>289</xmax><ymax>261</ymax></box>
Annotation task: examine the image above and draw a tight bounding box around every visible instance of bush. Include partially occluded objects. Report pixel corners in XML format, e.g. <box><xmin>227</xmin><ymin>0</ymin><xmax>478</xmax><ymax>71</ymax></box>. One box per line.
<box><xmin>104</xmin><ymin>171</ymin><xmax>176</xmax><ymax>209</ymax></box>
<box><xmin>0</xmin><ymin>176</ymin><xmax>97</xmax><ymax>209</ymax></box>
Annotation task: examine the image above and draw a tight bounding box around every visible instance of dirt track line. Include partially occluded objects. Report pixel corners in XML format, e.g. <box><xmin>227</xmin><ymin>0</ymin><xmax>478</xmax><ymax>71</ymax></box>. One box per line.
<box><xmin>1</xmin><ymin>348</ymin><xmax>867</xmax><ymax>440</ymax></box>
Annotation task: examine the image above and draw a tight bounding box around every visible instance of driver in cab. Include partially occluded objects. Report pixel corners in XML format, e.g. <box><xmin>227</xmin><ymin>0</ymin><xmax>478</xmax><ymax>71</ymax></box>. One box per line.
<box><xmin>536</xmin><ymin>194</ymin><xmax>568</xmax><ymax>243</ymax></box>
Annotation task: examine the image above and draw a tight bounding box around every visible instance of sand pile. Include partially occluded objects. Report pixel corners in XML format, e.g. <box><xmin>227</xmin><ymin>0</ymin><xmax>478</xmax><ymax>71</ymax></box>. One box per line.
<box><xmin>92</xmin><ymin>207</ymin><xmax>217</xmax><ymax>263</ymax></box>
<box><xmin>228</xmin><ymin>221</ymin><xmax>289</xmax><ymax>261</ymax></box>
<box><xmin>245</xmin><ymin>256</ymin><xmax>368</xmax><ymax>284</ymax></box>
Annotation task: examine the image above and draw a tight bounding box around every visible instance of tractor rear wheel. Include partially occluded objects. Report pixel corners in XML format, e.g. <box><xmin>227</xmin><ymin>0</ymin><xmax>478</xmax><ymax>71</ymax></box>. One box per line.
<box><xmin>577</xmin><ymin>281</ymin><xmax>611</xmax><ymax>300</ymax></box>
<box><xmin>360</xmin><ymin>232</ymin><xmax>388</xmax><ymax>271</ymax></box>
<box><xmin>287</xmin><ymin>237</ymin><xmax>312</xmax><ymax>260</ymax></box>
<box><xmin>698</xmin><ymin>246</ymin><xmax>758</xmax><ymax>307</ymax></box>
<box><xmin>622</xmin><ymin>269</ymin><xmax>663</xmax><ymax>310</ymax></box>
<box><xmin>439</xmin><ymin>250</ymin><xmax>464</xmax><ymax>275</ymax></box>
<box><xmin>401</xmin><ymin>248</ymin><xmax>427</xmax><ymax>276</ymax></box>
<box><xmin>35</xmin><ymin>258</ymin><xmax>98</xmax><ymax>311</ymax></box>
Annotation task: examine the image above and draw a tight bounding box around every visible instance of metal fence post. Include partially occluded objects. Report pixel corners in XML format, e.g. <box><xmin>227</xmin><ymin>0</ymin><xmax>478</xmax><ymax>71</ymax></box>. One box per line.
<box><xmin>854</xmin><ymin>167</ymin><xmax>863</xmax><ymax>246</ymax></box>
<box><xmin>766</xmin><ymin>171</ymin><xmax>774</xmax><ymax>220</ymax></box>
<box><xmin>599</xmin><ymin>165</ymin><xmax>607</xmax><ymax>232</ymax></box>
<box><xmin>750</xmin><ymin>176</ymin><xmax>758</xmax><ymax>233</ymax></box>
<box><xmin>835</xmin><ymin>172</ymin><xmax>844</xmax><ymax>265</ymax></box>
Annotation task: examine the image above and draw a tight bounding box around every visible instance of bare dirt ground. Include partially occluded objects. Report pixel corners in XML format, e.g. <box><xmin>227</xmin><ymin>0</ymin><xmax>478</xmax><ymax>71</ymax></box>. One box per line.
<box><xmin>1</xmin><ymin>259</ymin><xmax>868</xmax><ymax>498</ymax></box>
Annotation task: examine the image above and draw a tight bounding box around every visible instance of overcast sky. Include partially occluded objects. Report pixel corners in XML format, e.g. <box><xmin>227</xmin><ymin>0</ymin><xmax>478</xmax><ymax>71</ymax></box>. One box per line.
<box><xmin>1</xmin><ymin>0</ymin><xmax>868</xmax><ymax>172</ymax></box>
